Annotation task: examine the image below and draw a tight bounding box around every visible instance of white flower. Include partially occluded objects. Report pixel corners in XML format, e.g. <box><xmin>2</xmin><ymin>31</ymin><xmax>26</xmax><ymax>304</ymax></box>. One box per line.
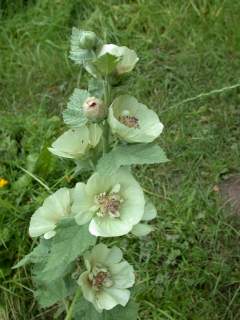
<box><xmin>108</xmin><ymin>95</ymin><xmax>164</xmax><ymax>143</ymax></box>
<box><xmin>78</xmin><ymin>243</ymin><xmax>135</xmax><ymax>312</ymax></box>
<box><xmin>48</xmin><ymin>124</ymin><xmax>102</xmax><ymax>160</ymax></box>
<box><xmin>72</xmin><ymin>168</ymin><xmax>145</xmax><ymax>237</ymax></box>
<box><xmin>98</xmin><ymin>44</ymin><xmax>139</xmax><ymax>75</ymax></box>
<box><xmin>29</xmin><ymin>188</ymin><xmax>73</xmax><ymax>239</ymax></box>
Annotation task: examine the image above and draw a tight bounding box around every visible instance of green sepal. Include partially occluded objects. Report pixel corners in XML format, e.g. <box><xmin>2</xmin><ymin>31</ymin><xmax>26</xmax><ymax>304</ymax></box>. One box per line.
<box><xmin>93</xmin><ymin>53</ymin><xmax>120</xmax><ymax>75</ymax></box>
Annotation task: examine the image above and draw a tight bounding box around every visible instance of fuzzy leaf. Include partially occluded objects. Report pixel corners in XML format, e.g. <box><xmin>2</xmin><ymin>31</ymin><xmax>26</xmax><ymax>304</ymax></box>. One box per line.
<box><xmin>63</xmin><ymin>88</ymin><xmax>89</xmax><ymax>128</ymax></box>
<box><xmin>97</xmin><ymin>144</ymin><xmax>168</xmax><ymax>175</ymax></box>
<box><xmin>40</xmin><ymin>219</ymin><xmax>96</xmax><ymax>281</ymax></box>
<box><xmin>13</xmin><ymin>239</ymin><xmax>50</xmax><ymax>269</ymax></box>
<box><xmin>94</xmin><ymin>53</ymin><xmax>119</xmax><ymax>75</ymax></box>
<box><xmin>70</xmin><ymin>28</ymin><xmax>96</xmax><ymax>64</ymax></box>
<box><xmin>88</xmin><ymin>78</ymin><xmax>105</xmax><ymax>98</ymax></box>
<box><xmin>73</xmin><ymin>298</ymin><xmax>138</xmax><ymax>320</ymax></box>
<box><xmin>35</xmin><ymin>274</ymin><xmax>77</xmax><ymax>308</ymax></box>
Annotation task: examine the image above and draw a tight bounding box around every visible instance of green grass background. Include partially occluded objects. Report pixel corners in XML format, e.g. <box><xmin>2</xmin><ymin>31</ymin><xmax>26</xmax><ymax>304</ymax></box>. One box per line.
<box><xmin>1</xmin><ymin>0</ymin><xmax>240</xmax><ymax>319</ymax></box>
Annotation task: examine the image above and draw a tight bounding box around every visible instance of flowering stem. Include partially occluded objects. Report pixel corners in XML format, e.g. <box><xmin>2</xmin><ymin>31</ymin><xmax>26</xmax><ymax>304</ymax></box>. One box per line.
<box><xmin>64</xmin><ymin>288</ymin><xmax>81</xmax><ymax>320</ymax></box>
<box><xmin>102</xmin><ymin>76</ymin><xmax>111</xmax><ymax>154</ymax></box>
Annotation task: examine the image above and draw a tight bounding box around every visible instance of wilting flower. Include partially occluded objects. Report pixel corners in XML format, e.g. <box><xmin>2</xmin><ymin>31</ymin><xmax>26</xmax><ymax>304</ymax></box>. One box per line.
<box><xmin>72</xmin><ymin>168</ymin><xmax>145</xmax><ymax>237</ymax></box>
<box><xmin>29</xmin><ymin>188</ymin><xmax>73</xmax><ymax>239</ymax></box>
<box><xmin>98</xmin><ymin>44</ymin><xmax>139</xmax><ymax>75</ymax></box>
<box><xmin>83</xmin><ymin>97</ymin><xmax>107</xmax><ymax>121</ymax></box>
<box><xmin>108</xmin><ymin>95</ymin><xmax>163</xmax><ymax>143</ymax></box>
<box><xmin>78</xmin><ymin>243</ymin><xmax>135</xmax><ymax>312</ymax></box>
<box><xmin>48</xmin><ymin>124</ymin><xmax>102</xmax><ymax>160</ymax></box>
<box><xmin>131</xmin><ymin>198</ymin><xmax>157</xmax><ymax>236</ymax></box>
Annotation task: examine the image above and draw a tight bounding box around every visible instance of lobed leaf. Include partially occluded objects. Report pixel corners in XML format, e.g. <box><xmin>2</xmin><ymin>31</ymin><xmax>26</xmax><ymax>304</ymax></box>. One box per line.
<box><xmin>34</xmin><ymin>274</ymin><xmax>77</xmax><ymax>308</ymax></box>
<box><xmin>63</xmin><ymin>88</ymin><xmax>88</xmax><ymax>128</ymax></box>
<box><xmin>13</xmin><ymin>239</ymin><xmax>50</xmax><ymax>269</ymax></box>
<box><xmin>40</xmin><ymin>219</ymin><xmax>96</xmax><ymax>281</ymax></box>
<box><xmin>70</xmin><ymin>28</ymin><xmax>96</xmax><ymax>65</ymax></box>
<box><xmin>97</xmin><ymin>143</ymin><xmax>168</xmax><ymax>175</ymax></box>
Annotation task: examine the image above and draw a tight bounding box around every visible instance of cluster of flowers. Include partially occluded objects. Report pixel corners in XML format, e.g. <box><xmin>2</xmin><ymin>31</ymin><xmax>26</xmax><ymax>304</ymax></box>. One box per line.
<box><xmin>28</xmin><ymin>29</ymin><xmax>164</xmax><ymax>313</ymax></box>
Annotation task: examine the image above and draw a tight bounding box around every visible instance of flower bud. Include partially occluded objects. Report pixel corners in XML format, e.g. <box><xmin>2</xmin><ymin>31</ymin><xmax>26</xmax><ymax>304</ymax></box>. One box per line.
<box><xmin>79</xmin><ymin>31</ymin><xmax>97</xmax><ymax>50</ymax></box>
<box><xmin>83</xmin><ymin>96</ymin><xmax>106</xmax><ymax>121</ymax></box>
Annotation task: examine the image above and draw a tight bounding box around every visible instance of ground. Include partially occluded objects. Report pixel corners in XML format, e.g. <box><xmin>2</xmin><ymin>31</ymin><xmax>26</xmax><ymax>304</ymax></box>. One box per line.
<box><xmin>0</xmin><ymin>0</ymin><xmax>240</xmax><ymax>319</ymax></box>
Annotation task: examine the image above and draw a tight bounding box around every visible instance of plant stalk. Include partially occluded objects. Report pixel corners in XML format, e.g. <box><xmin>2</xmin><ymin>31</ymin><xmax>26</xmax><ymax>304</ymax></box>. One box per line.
<box><xmin>64</xmin><ymin>288</ymin><xmax>81</xmax><ymax>320</ymax></box>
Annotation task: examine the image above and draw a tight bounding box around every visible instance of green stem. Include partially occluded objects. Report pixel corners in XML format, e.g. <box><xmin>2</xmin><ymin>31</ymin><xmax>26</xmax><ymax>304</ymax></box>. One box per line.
<box><xmin>64</xmin><ymin>288</ymin><xmax>81</xmax><ymax>320</ymax></box>
<box><xmin>102</xmin><ymin>76</ymin><xmax>111</xmax><ymax>155</ymax></box>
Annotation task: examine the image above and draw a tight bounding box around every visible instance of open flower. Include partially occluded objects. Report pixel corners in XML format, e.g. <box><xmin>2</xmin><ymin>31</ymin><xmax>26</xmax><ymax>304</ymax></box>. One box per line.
<box><xmin>29</xmin><ymin>188</ymin><xmax>73</xmax><ymax>239</ymax></box>
<box><xmin>98</xmin><ymin>44</ymin><xmax>139</xmax><ymax>75</ymax></box>
<box><xmin>48</xmin><ymin>124</ymin><xmax>102</xmax><ymax>160</ymax></box>
<box><xmin>78</xmin><ymin>243</ymin><xmax>135</xmax><ymax>312</ymax></box>
<box><xmin>108</xmin><ymin>95</ymin><xmax>163</xmax><ymax>143</ymax></box>
<box><xmin>72</xmin><ymin>168</ymin><xmax>145</xmax><ymax>237</ymax></box>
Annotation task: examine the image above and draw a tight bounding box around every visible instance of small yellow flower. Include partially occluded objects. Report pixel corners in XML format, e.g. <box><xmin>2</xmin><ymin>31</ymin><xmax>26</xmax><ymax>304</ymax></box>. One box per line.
<box><xmin>0</xmin><ymin>178</ymin><xmax>8</xmax><ymax>188</ymax></box>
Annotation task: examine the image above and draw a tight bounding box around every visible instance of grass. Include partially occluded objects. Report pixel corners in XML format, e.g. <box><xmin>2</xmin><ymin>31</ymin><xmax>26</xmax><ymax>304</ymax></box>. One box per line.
<box><xmin>1</xmin><ymin>0</ymin><xmax>240</xmax><ymax>319</ymax></box>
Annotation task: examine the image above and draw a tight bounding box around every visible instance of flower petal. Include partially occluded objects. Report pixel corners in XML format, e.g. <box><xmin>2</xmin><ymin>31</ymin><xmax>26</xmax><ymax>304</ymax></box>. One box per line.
<box><xmin>78</xmin><ymin>271</ymin><xmax>96</xmax><ymax>304</ymax></box>
<box><xmin>96</xmin><ymin>290</ymin><xmax>118</xmax><ymax>310</ymax></box>
<box><xmin>131</xmin><ymin>223</ymin><xmax>153</xmax><ymax>237</ymax></box>
<box><xmin>89</xmin><ymin>217</ymin><xmax>132</xmax><ymax>237</ymax></box>
<box><xmin>72</xmin><ymin>183</ymin><xmax>93</xmax><ymax>215</ymax></box>
<box><xmin>110</xmin><ymin>261</ymin><xmax>135</xmax><ymax>289</ymax></box>
<box><xmin>29</xmin><ymin>188</ymin><xmax>72</xmax><ymax>238</ymax></box>
<box><xmin>142</xmin><ymin>198</ymin><xmax>157</xmax><ymax>221</ymax></box>
<box><xmin>49</xmin><ymin>128</ymin><xmax>89</xmax><ymax>159</ymax></box>
<box><xmin>102</xmin><ymin>287</ymin><xmax>130</xmax><ymax>307</ymax></box>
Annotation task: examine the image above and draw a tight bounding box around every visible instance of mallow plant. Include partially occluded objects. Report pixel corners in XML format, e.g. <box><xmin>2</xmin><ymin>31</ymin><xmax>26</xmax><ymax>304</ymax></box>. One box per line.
<box><xmin>14</xmin><ymin>28</ymin><xmax>168</xmax><ymax>319</ymax></box>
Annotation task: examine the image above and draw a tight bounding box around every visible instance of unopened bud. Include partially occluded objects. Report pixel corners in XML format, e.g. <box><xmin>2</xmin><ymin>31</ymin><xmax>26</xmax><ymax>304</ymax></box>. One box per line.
<box><xmin>79</xmin><ymin>31</ymin><xmax>97</xmax><ymax>50</ymax></box>
<box><xmin>83</xmin><ymin>97</ymin><xmax>106</xmax><ymax>121</ymax></box>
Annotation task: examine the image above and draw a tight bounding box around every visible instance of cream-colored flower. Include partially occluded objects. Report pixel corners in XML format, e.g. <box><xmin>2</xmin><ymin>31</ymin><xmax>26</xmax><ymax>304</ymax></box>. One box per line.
<box><xmin>48</xmin><ymin>124</ymin><xmax>102</xmax><ymax>160</ymax></box>
<box><xmin>72</xmin><ymin>168</ymin><xmax>145</xmax><ymax>237</ymax></box>
<box><xmin>108</xmin><ymin>95</ymin><xmax>163</xmax><ymax>143</ymax></box>
<box><xmin>98</xmin><ymin>44</ymin><xmax>139</xmax><ymax>75</ymax></box>
<box><xmin>29</xmin><ymin>188</ymin><xmax>73</xmax><ymax>239</ymax></box>
<box><xmin>78</xmin><ymin>243</ymin><xmax>135</xmax><ymax>312</ymax></box>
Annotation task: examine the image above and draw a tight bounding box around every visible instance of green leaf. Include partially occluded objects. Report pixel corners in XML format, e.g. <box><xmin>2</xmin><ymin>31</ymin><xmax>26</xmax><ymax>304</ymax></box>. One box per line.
<box><xmin>35</xmin><ymin>274</ymin><xmax>77</xmax><ymax>308</ymax></box>
<box><xmin>40</xmin><ymin>219</ymin><xmax>96</xmax><ymax>281</ymax></box>
<box><xmin>97</xmin><ymin>144</ymin><xmax>168</xmax><ymax>175</ymax></box>
<box><xmin>88</xmin><ymin>78</ymin><xmax>105</xmax><ymax>98</ymax></box>
<box><xmin>94</xmin><ymin>53</ymin><xmax>119</xmax><ymax>75</ymax></box>
<box><xmin>70</xmin><ymin>28</ymin><xmax>96</xmax><ymax>65</ymax></box>
<box><xmin>13</xmin><ymin>239</ymin><xmax>50</xmax><ymax>269</ymax></box>
<box><xmin>73</xmin><ymin>297</ymin><xmax>138</xmax><ymax>320</ymax></box>
<box><xmin>63</xmin><ymin>88</ymin><xmax>89</xmax><ymax>128</ymax></box>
